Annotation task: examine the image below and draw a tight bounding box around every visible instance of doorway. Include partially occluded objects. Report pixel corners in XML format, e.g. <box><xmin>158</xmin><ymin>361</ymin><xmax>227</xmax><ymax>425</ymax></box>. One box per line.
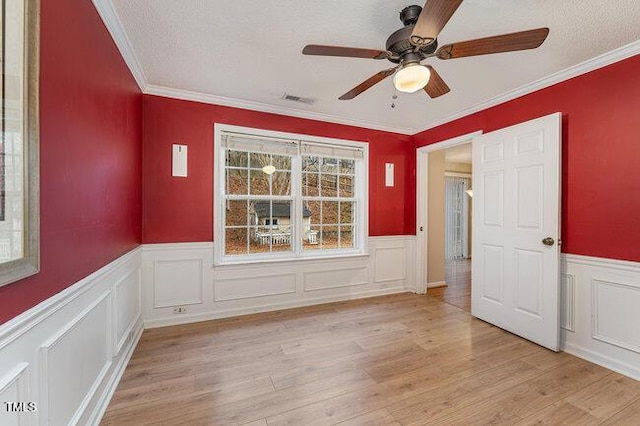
<box><xmin>430</xmin><ymin>144</ymin><xmax>473</xmax><ymax>311</ymax></box>
<box><xmin>415</xmin><ymin>131</ymin><xmax>481</xmax><ymax>313</ymax></box>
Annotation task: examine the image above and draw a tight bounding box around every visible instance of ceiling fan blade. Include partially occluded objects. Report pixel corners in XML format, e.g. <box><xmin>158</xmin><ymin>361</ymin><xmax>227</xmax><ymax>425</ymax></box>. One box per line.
<box><xmin>436</xmin><ymin>28</ymin><xmax>550</xmax><ymax>60</ymax></box>
<box><xmin>423</xmin><ymin>66</ymin><xmax>450</xmax><ymax>98</ymax></box>
<box><xmin>303</xmin><ymin>44</ymin><xmax>390</xmax><ymax>60</ymax></box>
<box><xmin>339</xmin><ymin>68</ymin><xmax>396</xmax><ymax>100</ymax></box>
<box><xmin>410</xmin><ymin>0</ymin><xmax>463</xmax><ymax>48</ymax></box>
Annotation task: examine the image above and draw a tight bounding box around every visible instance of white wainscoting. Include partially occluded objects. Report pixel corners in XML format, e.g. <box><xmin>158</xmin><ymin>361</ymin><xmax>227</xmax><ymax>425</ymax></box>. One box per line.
<box><xmin>142</xmin><ymin>236</ymin><xmax>416</xmax><ymax>328</ymax></box>
<box><xmin>561</xmin><ymin>254</ymin><xmax>640</xmax><ymax>380</ymax></box>
<box><xmin>0</xmin><ymin>248</ymin><xmax>142</xmax><ymax>426</ymax></box>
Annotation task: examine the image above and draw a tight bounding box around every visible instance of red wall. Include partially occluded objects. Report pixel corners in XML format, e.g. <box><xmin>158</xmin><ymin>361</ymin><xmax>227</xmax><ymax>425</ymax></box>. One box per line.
<box><xmin>142</xmin><ymin>95</ymin><xmax>413</xmax><ymax>243</ymax></box>
<box><xmin>412</xmin><ymin>55</ymin><xmax>640</xmax><ymax>262</ymax></box>
<box><xmin>0</xmin><ymin>0</ymin><xmax>143</xmax><ymax>324</ymax></box>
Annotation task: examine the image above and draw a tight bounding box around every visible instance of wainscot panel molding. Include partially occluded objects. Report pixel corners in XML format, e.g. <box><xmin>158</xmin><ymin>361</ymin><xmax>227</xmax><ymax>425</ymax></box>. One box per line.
<box><xmin>561</xmin><ymin>254</ymin><xmax>640</xmax><ymax>380</ymax></box>
<box><xmin>0</xmin><ymin>248</ymin><xmax>143</xmax><ymax>426</ymax></box>
<box><xmin>142</xmin><ymin>236</ymin><xmax>416</xmax><ymax>328</ymax></box>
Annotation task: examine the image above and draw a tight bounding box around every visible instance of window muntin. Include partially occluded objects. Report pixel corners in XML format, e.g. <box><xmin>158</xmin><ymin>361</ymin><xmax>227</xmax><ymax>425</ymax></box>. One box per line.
<box><xmin>224</xmin><ymin>149</ymin><xmax>293</xmax><ymax>256</ymax></box>
<box><xmin>216</xmin><ymin>127</ymin><xmax>367</xmax><ymax>264</ymax></box>
<box><xmin>302</xmin><ymin>156</ymin><xmax>356</xmax><ymax>251</ymax></box>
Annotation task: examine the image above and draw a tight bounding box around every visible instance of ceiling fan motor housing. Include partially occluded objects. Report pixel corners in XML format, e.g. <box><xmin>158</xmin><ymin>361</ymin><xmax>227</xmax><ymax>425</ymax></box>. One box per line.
<box><xmin>400</xmin><ymin>5</ymin><xmax>422</xmax><ymax>26</ymax></box>
<box><xmin>386</xmin><ymin>5</ymin><xmax>438</xmax><ymax>64</ymax></box>
<box><xmin>386</xmin><ymin>28</ymin><xmax>438</xmax><ymax>64</ymax></box>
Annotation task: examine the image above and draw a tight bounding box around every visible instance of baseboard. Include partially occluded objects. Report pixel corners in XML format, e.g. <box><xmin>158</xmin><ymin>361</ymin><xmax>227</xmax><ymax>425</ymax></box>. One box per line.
<box><xmin>87</xmin><ymin>319</ymin><xmax>143</xmax><ymax>425</ymax></box>
<box><xmin>0</xmin><ymin>247</ymin><xmax>142</xmax><ymax>426</ymax></box>
<box><xmin>427</xmin><ymin>281</ymin><xmax>447</xmax><ymax>289</ymax></box>
<box><xmin>561</xmin><ymin>253</ymin><xmax>640</xmax><ymax>381</ymax></box>
<box><xmin>144</xmin><ymin>286</ymin><xmax>406</xmax><ymax>329</ymax></box>
<box><xmin>562</xmin><ymin>341</ymin><xmax>640</xmax><ymax>381</ymax></box>
<box><xmin>141</xmin><ymin>236</ymin><xmax>415</xmax><ymax>329</ymax></box>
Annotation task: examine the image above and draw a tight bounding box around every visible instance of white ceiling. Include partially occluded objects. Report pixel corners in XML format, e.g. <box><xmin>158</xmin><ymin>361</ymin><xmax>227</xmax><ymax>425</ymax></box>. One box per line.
<box><xmin>109</xmin><ymin>0</ymin><xmax>640</xmax><ymax>134</ymax></box>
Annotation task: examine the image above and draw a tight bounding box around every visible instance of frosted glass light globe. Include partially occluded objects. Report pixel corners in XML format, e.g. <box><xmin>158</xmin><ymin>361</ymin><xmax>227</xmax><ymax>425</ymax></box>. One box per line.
<box><xmin>394</xmin><ymin>64</ymin><xmax>431</xmax><ymax>93</ymax></box>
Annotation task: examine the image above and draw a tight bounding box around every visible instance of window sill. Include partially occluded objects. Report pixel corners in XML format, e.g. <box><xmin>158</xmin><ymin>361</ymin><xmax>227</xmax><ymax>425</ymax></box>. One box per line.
<box><xmin>213</xmin><ymin>251</ymin><xmax>370</xmax><ymax>268</ymax></box>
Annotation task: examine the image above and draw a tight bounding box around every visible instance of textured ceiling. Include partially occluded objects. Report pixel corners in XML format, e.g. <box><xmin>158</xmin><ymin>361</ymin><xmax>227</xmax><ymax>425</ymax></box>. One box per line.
<box><xmin>111</xmin><ymin>0</ymin><xmax>640</xmax><ymax>134</ymax></box>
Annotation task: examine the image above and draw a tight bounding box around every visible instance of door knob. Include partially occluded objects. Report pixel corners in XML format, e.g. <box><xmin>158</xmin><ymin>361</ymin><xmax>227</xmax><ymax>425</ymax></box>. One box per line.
<box><xmin>542</xmin><ymin>237</ymin><xmax>555</xmax><ymax>246</ymax></box>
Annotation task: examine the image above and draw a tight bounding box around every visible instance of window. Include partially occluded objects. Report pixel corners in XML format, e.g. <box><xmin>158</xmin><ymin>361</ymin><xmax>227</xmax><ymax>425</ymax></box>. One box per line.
<box><xmin>215</xmin><ymin>125</ymin><xmax>367</xmax><ymax>264</ymax></box>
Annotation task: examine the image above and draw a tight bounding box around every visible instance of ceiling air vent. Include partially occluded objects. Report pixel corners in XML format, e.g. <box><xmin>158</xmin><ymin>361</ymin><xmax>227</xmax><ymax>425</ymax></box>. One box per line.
<box><xmin>282</xmin><ymin>93</ymin><xmax>316</xmax><ymax>105</ymax></box>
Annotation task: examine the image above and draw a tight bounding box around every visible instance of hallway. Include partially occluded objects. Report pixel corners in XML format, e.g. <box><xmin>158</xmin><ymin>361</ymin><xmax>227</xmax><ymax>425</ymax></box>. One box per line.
<box><xmin>428</xmin><ymin>258</ymin><xmax>471</xmax><ymax>312</ymax></box>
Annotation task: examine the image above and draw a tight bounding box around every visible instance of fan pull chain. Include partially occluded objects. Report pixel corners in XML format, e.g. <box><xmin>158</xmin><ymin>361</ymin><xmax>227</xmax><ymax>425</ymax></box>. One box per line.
<box><xmin>391</xmin><ymin>90</ymin><xmax>399</xmax><ymax>109</ymax></box>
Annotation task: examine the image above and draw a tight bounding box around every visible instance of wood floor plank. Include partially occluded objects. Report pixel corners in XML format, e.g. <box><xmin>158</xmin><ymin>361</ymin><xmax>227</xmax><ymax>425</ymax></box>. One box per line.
<box><xmin>101</xmin><ymin>293</ymin><xmax>640</xmax><ymax>426</ymax></box>
<box><xmin>514</xmin><ymin>401</ymin><xmax>601</xmax><ymax>426</ymax></box>
<box><xmin>337</xmin><ymin>408</ymin><xmax>401</xmax><ymax>426</ymax></box>
<box><xmin>601</xmin><ymin>397</ymin><xmax>640</xmax><ymax>425</ymax></box>
<box><xmin>564</xmin><ymin>373</ymin><xmax>640</xmax><ymax>421</ymax></box>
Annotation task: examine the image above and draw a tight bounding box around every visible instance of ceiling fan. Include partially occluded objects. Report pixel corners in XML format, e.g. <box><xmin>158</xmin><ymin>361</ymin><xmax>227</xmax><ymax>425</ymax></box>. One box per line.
<box><xmin>302</xmin><ymin>0</ymin><xmax>549</xmax><ymax>100</ymax></box>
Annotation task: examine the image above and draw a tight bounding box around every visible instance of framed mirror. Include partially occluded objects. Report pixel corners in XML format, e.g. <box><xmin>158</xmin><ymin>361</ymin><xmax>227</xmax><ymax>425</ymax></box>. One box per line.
<box><xmin>0</xmin><ymin>0</ymin><xmax>39</xmax><ymax>287</ymax></box>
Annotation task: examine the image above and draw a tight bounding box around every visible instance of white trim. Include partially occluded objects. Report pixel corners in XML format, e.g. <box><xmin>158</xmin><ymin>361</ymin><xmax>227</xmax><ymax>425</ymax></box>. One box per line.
<box><xmin>88</xmin><ymin>322</ymin><xmax>143</xmax><ymax>425</ymax></box>
<box><xmin>141</xmin><ymin>236</ymin><xmax>414</xmax><ymax>328</ymax></box>
<box><xmin>39</xmin><ymin>292</ymin><xmax>113</xmax><ymax>426</ymax></box>
<box><xmin>0</xmin><ymin>247</ymin><xmax>142</xmax><ymax>350</ymax></box>
<box><xmin>0</xmin><ymin>247</ymin><xmax>142</xmax><ymax>426</ymax></box>
<box><xmin>563</xmin><ymin>253</ymin><xmax>640</xmax><ymax>273</ymax></box>
<box><xmin>411</xmin><ymin>40</ymin><xmax>640</xmax><ymax>134</ymax></box>
<box><xmin>561</xmin><ymin>253</ymin><xmax>640</xmax><ymax>381</ymax></box>
<box><xmin>91</xmin><ymin>0</ymin><xmax>147</xmax><ymax>90</ymax></box>
<box><xmin>144</xmin><ymin>286</ymin><xmax>406</xmax><ymax>329</ymax></box>
<box><xmin>563</xmin><ymin>341</ymin><xmax>640</xmax><ymax>381</ymax></box>
<box><xmin>213</xmin><ymin>123</ymin><xmax>369</xmax><ymax>266</ymax></box>
<box><xmin>93</xmin><ymin>0</ymin><xmax>640</xmax><ymax>136</ymax></box>
<box><xmin>147</xmin><ymin>85</ymin><xmax>414</xmax><ymax>135</ymax></box>
<box><xmin>415</xmin><ymin>131</ymin><xmax>481</xmax><ymax>294</ymax></box>
<box><xmin>427</xmin><ymin>281</ymin><xmax>447</xmax><ymax>289</ymax></box>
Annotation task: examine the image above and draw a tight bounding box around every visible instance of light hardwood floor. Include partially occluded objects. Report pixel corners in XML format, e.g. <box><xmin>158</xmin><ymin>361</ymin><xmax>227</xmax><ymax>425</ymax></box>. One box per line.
<box><xmin>428</xmin><ymin>259</ymin><xmax>472</xmax><ymax>312</ymax></box>
<box><xmin>102</xmin><ymin>293</ymin><xmax>640</xmax><ymax>425</ymax></box>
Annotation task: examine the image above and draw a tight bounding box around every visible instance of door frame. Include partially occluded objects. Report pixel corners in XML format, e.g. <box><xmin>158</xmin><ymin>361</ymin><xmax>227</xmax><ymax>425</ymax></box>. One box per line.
<box><xmin>415</xmin><ymin>131</ymin><xmax>482</xmax><ymax>294</ymax></box>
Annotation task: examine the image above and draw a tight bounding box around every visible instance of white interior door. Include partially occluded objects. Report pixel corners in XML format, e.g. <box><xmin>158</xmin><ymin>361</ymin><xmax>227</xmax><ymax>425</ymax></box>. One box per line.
<box><xmin>472</xmin><ymin>112</ymin><xmax>562</xmax><ymax>351</ymax></box>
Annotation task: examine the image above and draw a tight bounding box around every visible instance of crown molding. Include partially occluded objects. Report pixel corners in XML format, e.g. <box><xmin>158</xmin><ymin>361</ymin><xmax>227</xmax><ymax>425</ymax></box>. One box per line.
<box><xmin>92</xmin><ymin>0</ymin><xmax>148</xmax><ymax>91</ymax></box>
<box><xmin>409</xmin><ymin>39</ymin><xmax>640</xmax><ymax>135</ymax></box>
<box><xmin>92</xmin><ymin>0</ymin><xmax>639</xmax><ymax>137</ymax></box>
<box><xmin>144</xmin><ymin>85</ymin><xmax>414</xmax><ymax>135</ymax></box>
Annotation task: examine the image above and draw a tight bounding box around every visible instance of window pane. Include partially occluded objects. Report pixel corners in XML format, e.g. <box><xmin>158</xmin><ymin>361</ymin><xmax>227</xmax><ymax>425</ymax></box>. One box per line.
<box><xmin>323</xmin><ymin>225</ymin><xmax>339</xmax><ymax>249</ymax></box>
<box><xmin>303</xmin><ymin>173</ymin><xmax>319</xmax><ymax>196</ymax></box>
<box><xmin>249</xmin><ymin>201</ymin><xmax>292</xmax><ymax>254</ymax></box>
<box><xmin>272</xmin><ymin>154</ymin><xmax>291</xmax><ymax>171</ymax></box>
<box><xmin>271</xmin><ymin>171</ymin><xmax>291</xmax><ymax>196</ymax></box>
<box><xmin>225</xmin><ymin>200</ymin><xmax>248</xmax><ymax>226</ymax></box>
<box><xmin>340</xmin><ymin>225</ymin><xmax>354</xmax><ymax>248</ymax></box>
<box><xmin>303</xmin><ymin>156</ymin><xmax>320</xmax><ymax>173</ymax></box>
<box><xmin>225</xmin><ymin>228</ymin><xmax>248</xmax><ymax>255</ymax></box>
<box><xmin>321</xmin><ymin>201</ymin><xmax>339</xmax><ymax>224</ymax></box>
<box><xmin>303</xmin><ymin>225</ymin><xmax>321</xmax><ymax>250</ymax></box>
<box><xmin>251</xmin><ymin>200</ymin><xmax>291</xmax><ymax>226</ymax></box>
<box><xmin>320</xmin><ymin>174</ymin><xmax>337</xmax><ymax>196</ymax></box>
<box><xmin>339</xmin><ymin>159</ymin><xmax>355</xmax><ymax>175</ymax></box>
<box><xmin>226</xmin><ymin>169</ymin><xmax>248</xmax><ymax>195</ymax></box>
<box><xmin>249</xmin><ymin>170</ymin><xmax>270</xmax><ymax>195</ymax></box>
<box><xmin>339</xmin><ymin>175</ymin><xmax>354</xmax><ymax>198</ymax></box>
<box><xmin>226</xmin><ymin>150</ymin><xmax>248</xmax><ymax>168</ymax></box>
<box><xmin>322</xmin><ymin>157</ymin><xmax>338</xmax><ymax>173</ymax></box>
<box><xmin>339</xmin><ymin>202</ymin><xmax>354</xmax><ymax>224</ymax></box>
<box><xmin>305</xmin><ymin>200</ymin><xmax>320</xmax><ymax>227</ymax></box>
<box><xmin>249</xmin><ymin>227</ymin><xmax>272</xmax><ymax>254</ymax></box>
<box><xmin>250</xmin><ymin>152</ymin><xmax>271</xmax><ymax>169</ymax></box>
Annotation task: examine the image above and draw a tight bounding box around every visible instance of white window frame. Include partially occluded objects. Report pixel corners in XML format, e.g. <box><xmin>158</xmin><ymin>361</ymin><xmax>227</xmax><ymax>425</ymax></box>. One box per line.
<box><xmin>214</xmin><ymin>123</ymin><xmax>369</xmax><ymax>265</ymax></box>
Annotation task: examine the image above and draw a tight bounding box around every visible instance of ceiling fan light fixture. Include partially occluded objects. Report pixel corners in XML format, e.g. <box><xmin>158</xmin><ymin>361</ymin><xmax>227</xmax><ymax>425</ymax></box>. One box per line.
<box><xmin>393</xmin><ymin>63</ymin><xmax>431</xmax><ymax>93</ymax></box>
